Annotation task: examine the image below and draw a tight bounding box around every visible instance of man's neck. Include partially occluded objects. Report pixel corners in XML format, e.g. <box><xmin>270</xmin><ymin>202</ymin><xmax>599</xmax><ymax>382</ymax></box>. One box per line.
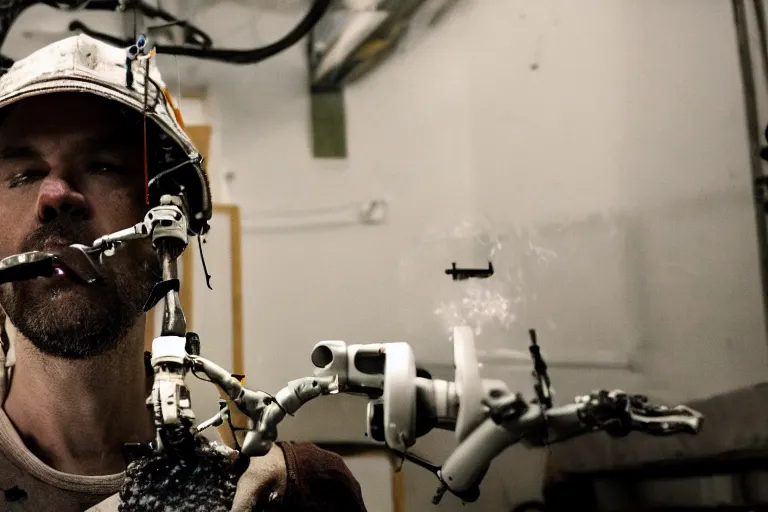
<box><xmin>2</xmin><ymin>321</ymin><xmax>153</xmax><ymax>476</ymax></box>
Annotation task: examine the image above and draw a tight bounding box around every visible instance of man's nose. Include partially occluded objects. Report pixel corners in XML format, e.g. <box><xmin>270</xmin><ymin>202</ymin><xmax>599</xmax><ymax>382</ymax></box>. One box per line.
<box><xmin>36</xmin><ymin>177</ymin><xmax>89</xmax><ymax>223</ymax></box>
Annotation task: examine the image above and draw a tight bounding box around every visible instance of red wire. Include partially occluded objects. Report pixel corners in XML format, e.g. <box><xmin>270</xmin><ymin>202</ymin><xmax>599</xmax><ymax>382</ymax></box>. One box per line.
<box><xmin>143</xmin><ymin>114</ymin><xmax>149</xmax><ymax>205</ymax></box>
<box><xmin>141</xmin><ymin>52</ymin><xmax>154</xmax><ymax>206</ymax></box>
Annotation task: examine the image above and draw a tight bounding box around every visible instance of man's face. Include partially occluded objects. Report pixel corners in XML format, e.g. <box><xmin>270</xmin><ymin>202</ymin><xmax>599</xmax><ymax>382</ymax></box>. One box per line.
<box><xmin>0</xmin><ymin>93</ymin><xmax>160</xmax><ymax>358</ymax></box>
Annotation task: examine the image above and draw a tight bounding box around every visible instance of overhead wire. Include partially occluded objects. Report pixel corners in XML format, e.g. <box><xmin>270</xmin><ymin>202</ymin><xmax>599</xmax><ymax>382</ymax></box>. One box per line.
<box><xmin>70</xmin><ymin>0</ymin><xmax>330</xmax><ymax>64</ymax></box>
<box><xmin>0</xmin><ymin>0</ymin><xmax>332</xmax><ymax>67</ymax></box>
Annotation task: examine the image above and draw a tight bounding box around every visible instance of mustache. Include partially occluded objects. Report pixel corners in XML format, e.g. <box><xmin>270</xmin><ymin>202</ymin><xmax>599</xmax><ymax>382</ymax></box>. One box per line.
<box><xmin>20</xmin><ymin>220</ymin><xmax>97</xmax><ymax>253</ymax></box>
<box><xmin>18</xmin><ymin>220</ymin><xmax>164</xmax><ymax>284</ymax></box>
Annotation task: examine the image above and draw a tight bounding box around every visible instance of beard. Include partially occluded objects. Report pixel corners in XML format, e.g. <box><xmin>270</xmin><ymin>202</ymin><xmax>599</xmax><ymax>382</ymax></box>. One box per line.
<box><xmin>0</xmin><ymin>219</ymin><xmax>160</xmax><ymax>359</ymax></box>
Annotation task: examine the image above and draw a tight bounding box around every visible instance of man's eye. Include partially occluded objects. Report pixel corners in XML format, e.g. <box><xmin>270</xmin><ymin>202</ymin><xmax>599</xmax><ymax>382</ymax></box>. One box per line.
<box><xmin>91</xmin><ymin>163</ymin><xmax>128</xmax><ymax>175</ymax></box>
<box><xmin>7</xmin><ymin>170</ymin><xmax>46</xmax><ymax>188</ymax></box>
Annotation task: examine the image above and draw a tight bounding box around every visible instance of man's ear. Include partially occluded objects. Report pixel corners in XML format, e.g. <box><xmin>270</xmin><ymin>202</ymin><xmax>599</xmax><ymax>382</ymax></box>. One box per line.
<box><xmin>0</xmin><ymin>306</ymin><xmax>14</xmax><ymax>362</ymax></box>
<box><xmin>0</xmin><ymin>306</ymin><xmax>6</xmax><ymax>355</ymax></box>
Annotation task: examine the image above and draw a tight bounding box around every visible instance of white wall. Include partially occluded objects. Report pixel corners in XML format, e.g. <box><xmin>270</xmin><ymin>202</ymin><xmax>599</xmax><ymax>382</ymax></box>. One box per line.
<box><xmin>193</xmin><ymin>1</ymin><xmax>768</xmax><ymax>508</ymax></box>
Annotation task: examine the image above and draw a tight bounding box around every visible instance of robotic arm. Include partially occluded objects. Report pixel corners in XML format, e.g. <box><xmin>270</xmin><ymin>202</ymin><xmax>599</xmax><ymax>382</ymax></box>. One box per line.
<box><xmin>299</xmin><ymin>327</ymin><xmax>703</xmax><ymax>503</ymax></box>
<box><xmin>0</xmin><ymin>193</ymin><xmax>705</xmax><ymax>506</ymax></box>
<box><xmin>188</xmin><ymin>354</ymin><xmax>339</xmax><ymax>456</ymax></box>
<box><xmin>190</xmin><ymin>322</ymin><xmax>702</xmax><ymax>504</ymax></box>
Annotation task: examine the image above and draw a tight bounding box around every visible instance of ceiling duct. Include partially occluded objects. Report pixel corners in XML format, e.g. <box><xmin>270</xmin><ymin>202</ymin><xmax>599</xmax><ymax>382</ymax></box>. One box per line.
<box><xmin>309</xmin><ymin>0</ymin><xmax>461</xmax><ymax>87</ymax></box>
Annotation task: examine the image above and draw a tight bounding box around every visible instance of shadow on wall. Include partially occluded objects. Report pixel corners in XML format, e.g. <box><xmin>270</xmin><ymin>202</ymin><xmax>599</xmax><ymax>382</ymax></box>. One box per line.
<box><xmin>399</xmin><ymin>186</ymin><xmax>764</xmax><ymax>403</ymax></box>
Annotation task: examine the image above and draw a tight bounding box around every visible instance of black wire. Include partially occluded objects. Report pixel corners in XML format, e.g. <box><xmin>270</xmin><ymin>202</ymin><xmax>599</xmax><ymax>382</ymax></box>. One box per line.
<box><xmin>191</xmin><ymin>368</ymin><xmax>215</xmax><ymax>383</ymax></box>
<box><xmin>68</xmin><ymin>0</ymin><xmax>332</xmax><ymax>64</ymax></box>
<box><xmin>147</xmin><ymin>158</ymin><xmax>196</xmax><ymax>187</ymax></box>
<box><xmin>226</xmin><ymin>414</ymin><xmax>242</xmax><ymax>451</ymax></box>
<box><xmin>130</xmin><ymin>0</ymin><xmax>213</xmax><ymax>48</ymax></box>
<box><xmin>2</xmin><ymin>0</ymin><xmax>331</xmax><ymax>68</ymax></box>
<box><xmin>197</xmin><ymin>232</ymin><xmax>212</xmax><ymax>290</ymax></box>
<box><xmin>386</xmin><ymin>448</ymin><xmax>440</xmax><ymax>475</ymax></box>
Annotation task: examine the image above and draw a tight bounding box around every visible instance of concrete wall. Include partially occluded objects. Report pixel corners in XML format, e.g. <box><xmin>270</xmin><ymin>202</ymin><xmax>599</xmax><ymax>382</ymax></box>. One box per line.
<box><xmin>6</xmin><ymin>0</ymin><xmax>767</xmax><ymax>509</ymax></box>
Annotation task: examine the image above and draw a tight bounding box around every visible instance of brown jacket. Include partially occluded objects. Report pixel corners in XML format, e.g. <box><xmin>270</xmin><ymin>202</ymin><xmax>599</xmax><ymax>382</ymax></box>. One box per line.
<box><xmin>281</xmin><ymin>442</ymin><xmax>368</xmax><ymax>512</ymax></box>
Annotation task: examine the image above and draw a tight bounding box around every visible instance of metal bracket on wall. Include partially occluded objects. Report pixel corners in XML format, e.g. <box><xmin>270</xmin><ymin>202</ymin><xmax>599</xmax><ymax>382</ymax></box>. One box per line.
<box><xmin>307</xmin><ymin>26</ymin><xmax>348</xmax><ymax>160</ymax></box>
<box><xmin>310</xmin><ymin>83</ymin><xmax>347</xmax><ymax>159</ymax></box>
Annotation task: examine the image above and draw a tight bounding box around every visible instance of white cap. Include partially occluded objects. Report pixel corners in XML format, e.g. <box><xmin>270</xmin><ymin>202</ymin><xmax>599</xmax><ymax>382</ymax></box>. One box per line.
<box><xmin>0</xmin><ymin>33</ymin><xmax>212</xmax><ymax>234</ymax></box>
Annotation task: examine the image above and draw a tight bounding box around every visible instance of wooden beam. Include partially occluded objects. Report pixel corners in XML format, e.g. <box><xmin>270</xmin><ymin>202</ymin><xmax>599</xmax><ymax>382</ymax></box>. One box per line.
<box><xmin>391</xmin><ymin>455</ymin><xmax>407</xmax><ymax>512</ymax></box>
<box><xmin>184</xmin><ymin>125</ymin><xmax>212</xmax><ymax>164</ymax></box>
<box><xmin>209</xmin><ymin>204</ymin><xmax>246</xmax><ymax>448</ymax></box>
<box><xmin>181</xmin><ymin>88</ymin><xmax>208</xmax><ymax>100</ymax></box>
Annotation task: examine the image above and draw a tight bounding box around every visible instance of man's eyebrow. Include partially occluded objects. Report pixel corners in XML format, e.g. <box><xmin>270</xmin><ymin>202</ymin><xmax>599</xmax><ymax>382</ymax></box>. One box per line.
<box><xmin>0</xmin><ymin>133</ymin><xmax>138</xmax><ymax>162</ymax></box>
<box><xmin>0</xmin><ymin>145</ymin><xmax>42</xmax><ymax>161</ymax></box>
<box><xmin>81</xmin><ymin>133</ymin><xmax>137</xmax><ymax>152</ymax></box>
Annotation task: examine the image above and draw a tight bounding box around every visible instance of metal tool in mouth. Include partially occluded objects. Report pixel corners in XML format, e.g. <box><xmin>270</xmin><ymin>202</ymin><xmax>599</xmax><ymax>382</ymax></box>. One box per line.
<box><xmin>0</xmin><ymin>245</ymin><xmax>106</xmax><ymax>286</ymax></box>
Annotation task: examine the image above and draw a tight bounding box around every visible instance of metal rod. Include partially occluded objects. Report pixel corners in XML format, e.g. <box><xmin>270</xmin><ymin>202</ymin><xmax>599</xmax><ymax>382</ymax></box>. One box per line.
<box><xmin>753</xmin><ymin>0</ymin><xmax>768</xmax><ymax>87</ymax></box>
<box><xmin>160</xmin><ymin>251</ymin><xmax>186</xmax><ymax>336</ymax></box>
<box><xmin>732</xmin><ymin>0</ymin><xmax>768</xmax><ymax>345</ymax></box>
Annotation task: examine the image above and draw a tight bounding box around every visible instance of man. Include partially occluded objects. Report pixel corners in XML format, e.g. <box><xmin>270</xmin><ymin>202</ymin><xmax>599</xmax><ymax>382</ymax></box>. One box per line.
<box><xmin>0</xmin><ymin>34</ymin><xmax>367</xmax><ymax>511</ymax></box>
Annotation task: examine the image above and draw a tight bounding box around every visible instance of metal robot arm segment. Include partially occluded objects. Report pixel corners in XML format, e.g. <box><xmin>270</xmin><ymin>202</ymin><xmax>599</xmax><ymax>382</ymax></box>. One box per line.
<box><xmin>191</xmin><ymin>355</ymin><xmax>339</xmax><ymax>455</ymax></box>
<box><xmin>311</xmin><ymin>340</ymin><xmax>419</xmax><ymax>452</ymax></box>
<box><xmin>77</xmin><ymin>194</ymin><xmax>188</xmax><ymax>258</ymax></box>
<box><xmin>437</xmin><ymin>390</ymin><xmax>703</xmax><ymax>499</ymax></box>
<box><xmin>243</xmin><ymin>375</ymin><xmax>340</xmax><ymax>455</ymax></box>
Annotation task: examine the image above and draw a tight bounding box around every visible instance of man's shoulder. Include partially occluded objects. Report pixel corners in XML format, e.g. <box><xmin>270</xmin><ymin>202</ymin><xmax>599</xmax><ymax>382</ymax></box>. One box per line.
<box><xmin>278</xmin><ymin>442</ymin><xmax>368</xmax><ymax>512</ymax></box>
<box><xmin>281</xmin><ymin>441</ymin><xmax>357</xmax><ymax>476</ymax></box>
